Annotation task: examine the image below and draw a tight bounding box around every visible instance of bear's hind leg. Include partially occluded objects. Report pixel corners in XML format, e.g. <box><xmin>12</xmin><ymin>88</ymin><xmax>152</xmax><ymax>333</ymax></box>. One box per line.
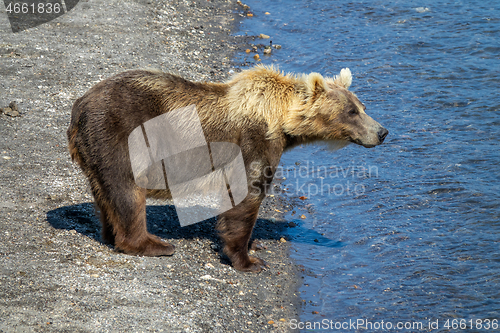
<box><xmin>217</xmin><ymin>196</ymin><xmax>268</xmax><ymax>272</ymax></box>
<box><xmin>108</xmin><ymin>185</ymin><xmax>175</xmax><ymax>256</ymax></box>
<box><xmin>90</xmin><ymin>183</ymin><xmax>115</xmax><ymax>245</ymax></box>
<box><xmin>97</xmin><ymin>203</ymin><xmax>115</xmax><ymax>245</ymax></box>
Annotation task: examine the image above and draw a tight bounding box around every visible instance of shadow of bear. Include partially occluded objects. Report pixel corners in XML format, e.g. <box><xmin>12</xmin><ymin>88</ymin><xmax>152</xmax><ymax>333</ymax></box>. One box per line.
<box><xmin>46</xmin><ymin>203</ymin><xmax>292</xmax><ymax>259</ymax></box>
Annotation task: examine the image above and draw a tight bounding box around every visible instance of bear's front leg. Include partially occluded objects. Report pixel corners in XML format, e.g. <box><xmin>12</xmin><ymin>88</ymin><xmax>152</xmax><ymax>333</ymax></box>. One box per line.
<box><xmin>217</xmin><ymin>195</ymin><xmax>268</xmax><ymax>272</ymax></box>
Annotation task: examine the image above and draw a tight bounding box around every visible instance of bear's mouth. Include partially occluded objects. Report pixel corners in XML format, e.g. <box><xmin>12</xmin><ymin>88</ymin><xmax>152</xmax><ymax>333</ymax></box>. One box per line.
<box><xmin>351</xmin><ymin>138</ymin><xmax>377</xmax><ymax>148</ymax></box>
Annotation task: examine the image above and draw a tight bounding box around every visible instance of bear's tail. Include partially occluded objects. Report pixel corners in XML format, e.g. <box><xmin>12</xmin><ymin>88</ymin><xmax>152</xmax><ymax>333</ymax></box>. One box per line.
<box><xmin>67</xmin><ymin>97</ymin><xmax>84</xmax><ymax>166</ymax></box>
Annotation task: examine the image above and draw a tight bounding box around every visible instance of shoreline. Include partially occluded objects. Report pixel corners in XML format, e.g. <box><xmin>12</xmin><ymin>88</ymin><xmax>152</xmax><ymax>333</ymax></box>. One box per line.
<box><xmin>0</xmin><ymin>0</ymin><xmax>302</xmax><ymax>331</ymax></box>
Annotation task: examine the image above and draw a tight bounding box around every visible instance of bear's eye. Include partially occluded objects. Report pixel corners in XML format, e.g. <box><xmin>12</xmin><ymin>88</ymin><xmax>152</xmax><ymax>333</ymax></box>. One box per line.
<box><xmin>348</xmin><ymin>108</ymin><xmax>358</xmax><ymax>115</ymax></box>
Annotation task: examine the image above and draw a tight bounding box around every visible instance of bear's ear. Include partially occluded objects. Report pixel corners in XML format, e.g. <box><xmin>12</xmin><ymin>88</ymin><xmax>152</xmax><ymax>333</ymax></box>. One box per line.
<box><xmin>333</xmin><ymin>68</ymin><xmax>352</xmax><ymax>89</ymax></box>
<box><xmin>305</xmin><ymin>73</ymin><xmax>326</xmax><ymax>98</ymax></box>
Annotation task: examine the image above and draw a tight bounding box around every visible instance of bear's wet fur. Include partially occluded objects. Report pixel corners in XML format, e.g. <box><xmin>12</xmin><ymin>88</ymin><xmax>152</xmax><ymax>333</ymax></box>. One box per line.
<box><xmin>67</xmin><ymin>66</ymin><xmax>388</xmax><ymax>272</ymax></box>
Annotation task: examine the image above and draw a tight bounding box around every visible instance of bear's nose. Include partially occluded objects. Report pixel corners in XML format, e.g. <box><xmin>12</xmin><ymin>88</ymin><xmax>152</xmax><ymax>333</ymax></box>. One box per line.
<box><xmin>378</xmin><ymin>128</ymin><xmax>389</xmax><ymax>143</ymax></box>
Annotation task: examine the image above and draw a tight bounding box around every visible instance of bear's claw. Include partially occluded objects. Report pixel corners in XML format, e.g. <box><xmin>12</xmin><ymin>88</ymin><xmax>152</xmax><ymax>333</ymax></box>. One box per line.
<box><xmin>250</xmin><ymin>240</ymin><xmax>267</xmax><ymax>251</ymax></box>
<box><xmin>247</xmin><ymin>256</ymin><xmax>269</xmax><ymax>273</ymax></box>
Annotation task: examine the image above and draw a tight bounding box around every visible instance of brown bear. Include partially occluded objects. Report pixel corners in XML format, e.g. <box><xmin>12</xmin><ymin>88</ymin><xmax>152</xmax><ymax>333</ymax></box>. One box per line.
<box><xmin>67</xmin><ymin>66</ymin><xmax>388</xmax><ymax>272</ymax></box>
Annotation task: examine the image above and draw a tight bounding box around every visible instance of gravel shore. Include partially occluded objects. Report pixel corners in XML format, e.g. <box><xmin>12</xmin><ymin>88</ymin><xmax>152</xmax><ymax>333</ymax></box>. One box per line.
<box><xmin>0</xmin><ymin>0</ymin><xmax>302</xmax><ymax>331</ymax></box>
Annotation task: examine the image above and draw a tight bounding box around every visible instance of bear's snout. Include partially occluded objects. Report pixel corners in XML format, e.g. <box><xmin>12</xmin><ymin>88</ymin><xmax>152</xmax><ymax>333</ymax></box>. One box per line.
<box><xmin>378</xmin><ymin>128</ymin><xmax>389</xmax><ymax>143</ymax></box>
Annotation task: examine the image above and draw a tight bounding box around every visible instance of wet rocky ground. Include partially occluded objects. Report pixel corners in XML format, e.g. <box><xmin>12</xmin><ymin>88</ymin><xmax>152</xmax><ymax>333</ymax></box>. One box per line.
<box><xmin>0</xmin><ymin>0</ymin><xmax>302</xmax><ymax>331</ymax></box>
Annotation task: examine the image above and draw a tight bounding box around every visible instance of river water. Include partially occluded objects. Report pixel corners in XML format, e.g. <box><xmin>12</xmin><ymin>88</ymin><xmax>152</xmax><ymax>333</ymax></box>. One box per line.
<box><xmin>236</xmin><ymin>1</ymin><xmax>500</xmax><ymax>331</ymax></box>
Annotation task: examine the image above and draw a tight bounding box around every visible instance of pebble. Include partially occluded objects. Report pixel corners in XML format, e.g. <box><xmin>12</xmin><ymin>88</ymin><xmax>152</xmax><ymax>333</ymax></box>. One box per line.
<box><xmin>1</xmin><ymin>101</ymin><xmax>21</xmax><ymax>117</ymax></box>
<box><xmin>1</xmin><ymin>108</ymin><xmax>19</xmax><ymax>117</ymax></box>
<box><xmin>259</xmin><ymin>33</ymin><xmax>270</xmax><ymax>39</ymax></box>
<box><xmin>236</xmin><ymin>0</ymin><xmax>250</xmax><ymax>10</ymax></box>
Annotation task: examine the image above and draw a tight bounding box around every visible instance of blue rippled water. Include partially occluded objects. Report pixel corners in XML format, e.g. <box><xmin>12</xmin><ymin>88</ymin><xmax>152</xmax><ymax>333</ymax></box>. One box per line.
<box><xmin>237</xmin><ymin>1</ymin><xmax>499</xmax><ymax>331</ymax></box>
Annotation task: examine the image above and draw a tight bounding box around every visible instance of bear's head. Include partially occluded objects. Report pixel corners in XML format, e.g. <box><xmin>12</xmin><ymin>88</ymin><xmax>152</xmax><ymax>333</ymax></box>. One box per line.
<box><xmin>285</xmin><ymin>68</ymin><xmax>388</xmax><ymax>148</ymax></box>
